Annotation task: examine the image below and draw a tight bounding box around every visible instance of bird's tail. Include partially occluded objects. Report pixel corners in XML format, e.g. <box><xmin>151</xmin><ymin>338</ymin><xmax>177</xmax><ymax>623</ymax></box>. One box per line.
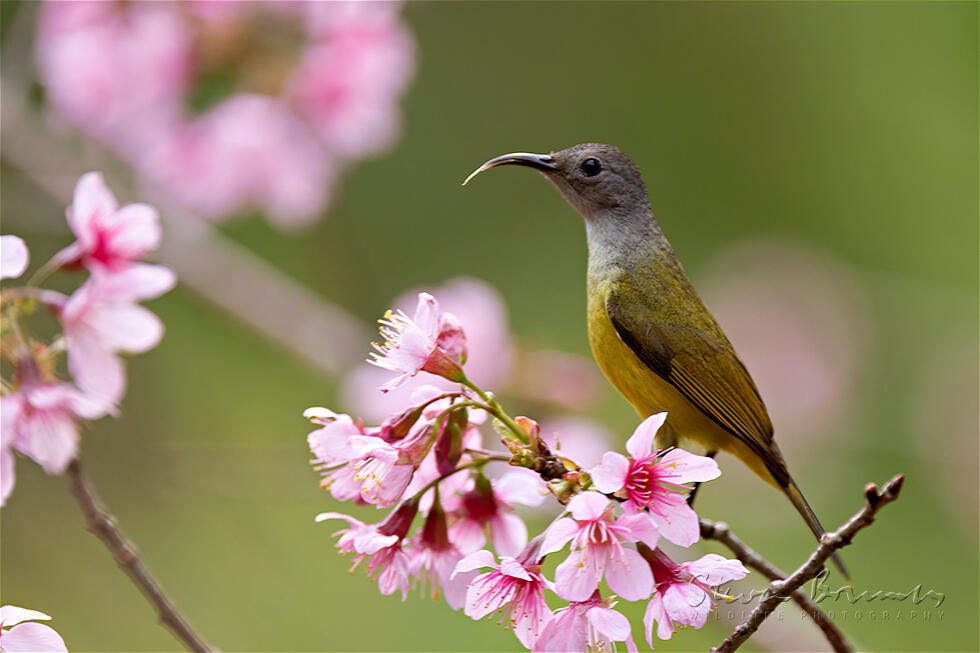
<box><xmin>784</xmin><ymin>478</ymin><xmax>851</xmax><ymax>583</ymax></box>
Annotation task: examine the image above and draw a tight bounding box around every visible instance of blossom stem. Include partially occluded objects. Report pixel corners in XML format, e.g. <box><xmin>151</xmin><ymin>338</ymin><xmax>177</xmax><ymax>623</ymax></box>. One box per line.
<box><xmin>460</xmin><ymin>375</ymin><xmax>529</xmax><ymax>445</ymax></box>
<box><xmin>712</xmin><ymin>474</ymin><xmax>904</xmax><ymax>653</ymax></box>
<box><xmin>698</xmin><ymin>517</ymin><xmax>852</xmax><ymax>652</ymax></box>
<box><xmin>66</xmin><ymin>459</ymin><xmax>217</xmax><ymax>652</ymax></box>
<box><xmin>24</xmin><ymin>251</ymin><xmax>67</xmax><ymax>289</ymax></box>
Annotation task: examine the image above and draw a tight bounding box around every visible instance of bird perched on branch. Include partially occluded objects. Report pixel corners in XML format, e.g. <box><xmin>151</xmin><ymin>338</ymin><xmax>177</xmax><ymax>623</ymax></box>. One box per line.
<box><xmin>464</xmin><ymin>143</ymin><xmax>849</xmax><ymax>580</ymax></box>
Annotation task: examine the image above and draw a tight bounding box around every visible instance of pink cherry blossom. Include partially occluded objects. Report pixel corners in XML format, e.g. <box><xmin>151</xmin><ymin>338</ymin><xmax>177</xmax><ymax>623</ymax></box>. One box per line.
<box><xmin>589</xmin><ymin>413</ymin><xmax>720</xmax><ymax>547</ymax></box>
<box><xmin>316</xmin><ymin>499</ymin><xmax>419</xmax><ymax>599</ymax></box>
<box><xmin>446</xmin><ymin>471</ymin><xmax>546</xmax><ymax>557</ymax></box>
<box><xmin>56</xmin><ymin>265</ymin><xmax>176</xmax><ymax>405</ymax></box>
<box><xmin>1</xmin><ymin>236</ymin><xmax>29</xmax><ymax>280</ymax></box>
<box><xmin>342</xmin><ymin>278</ymin><xmax>513</xmax><ymax>422</ymax></box>
<box><xmin>534</xmin><ymin>593</ymin><xmax>637</xmax><ymax>653</ymax></box>
<box><xmin>408</xmin><ymin>501</ymin><xmax>475</xmax><ymax>610</ymax></box>
<box><xmin>140</xmin><ymin>94</ymin><xmax>335</xmax><ymax>225</ymax></box>
<box><xmin>35</xmin><ymin>1</ymin><xmax>191</xmax><ymax>156</ymax></box>
<box><xmin>541</xmin><ymin>492</ymin><xmax>658</xmax><ymax>602</ymax></box>
<box><xmin>643</xmin><ymin>548</ymin><xmax>748</xmax><ymax>643</ymax></box>
<box><xmin>306</xmin><ymin>408</ymin><xmax>432</xmax><ymax>508</ymax></box>
<box><xmin>1</xmin><ymin>377</ymin><xmax>107</xmax><ymax>475</ymax></box>
<box><xmin>316</xmin><ymin>515</ymin><xmax>411</xmax><ymax>599</ymax></box>
<box><xmin>1</xmin><ymin>421</ymin><xmax>15</xmax><ymax>507</ymax></box>
<box><xmin>287</xmin><ymin>2</ymin><xmax>415</xmax><ymax>159</ymax></box>
<box><xmin>369</xmin><ymin>293</ymin><xmax>467</xmax><ymax>393</ymax></box>
<box><xmin>0</xmin><ymin>605</ymin><xmax>68</xmax><ymax>652</ymax></box>
<box><xmin>455</xmin><ymin>546</ymin><xmax>552</xmax><ymax>648</ymax></box>
<box><xmin>56</xmin><ymin>172</ymin><xmax>162</xmax><ymax>272</ymax></box>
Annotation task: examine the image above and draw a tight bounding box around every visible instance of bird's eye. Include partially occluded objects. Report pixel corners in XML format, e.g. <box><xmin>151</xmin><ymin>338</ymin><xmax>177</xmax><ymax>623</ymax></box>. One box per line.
<box><xmin>581</xmin><ymin>158</ymin><xmax>602</xmax><ymax>177</ymax></box>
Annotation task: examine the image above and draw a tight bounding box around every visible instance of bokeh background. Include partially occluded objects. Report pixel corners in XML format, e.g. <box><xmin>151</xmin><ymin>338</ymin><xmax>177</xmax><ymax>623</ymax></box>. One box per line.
<box><xmin>1</xmin><ymin>1</ymin><xmax>977</xmax><ymax>651</ymax></box>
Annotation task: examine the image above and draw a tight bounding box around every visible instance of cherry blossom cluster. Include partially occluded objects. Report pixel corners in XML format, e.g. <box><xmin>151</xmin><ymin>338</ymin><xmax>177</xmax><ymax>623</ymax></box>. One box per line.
<box><xmin>306</xmin><ymin>293</ymin><xmax>749</xmax><ymax>651</ymax></box>
<box><xmin>35</xmin><ymin>1</ymin><xmax>415</xmax><ymax>226</ymax></box>
<box><xmin>1</xmin><ymin>173</ymin><xmax>175</xmax><ymax>508</ymax></box>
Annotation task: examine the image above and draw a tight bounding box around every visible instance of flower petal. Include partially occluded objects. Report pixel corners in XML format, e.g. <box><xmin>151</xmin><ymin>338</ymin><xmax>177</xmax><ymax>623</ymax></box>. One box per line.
<box><xmin>566</xmin><ymin>491</ymin><xmax>610</xmax><ymax>522</ymax></box>
<box><xmin>540</xmin><ymin>517</ymin><xmax>578</xmax><ymax>555</ymax></box>
<box><xmin>553</xmin><ymin>549</ymin><xmax>600</xmax><ymax>602</ymax></box>
<box><xmin>1</xmin><ymin>621</ymin><xmax>68</xmax><ymax>652</ymax></box>
<box><xmin>650</xmin><ymin>500</ymin><xmax>701</xmax><ymax>548</ymax></box>
<box><xmin>604</xmin><ymin>546</ymin><xmax>654</xmax><ymax>601</ymax></box>
<box><xmin>69</xmin><ymin>172</ymin><xmax>118</xmax><ymax>246</ymax></box>
<box><xmin>491</xmin><ymin>512</ymin><xmax>528</xmax><ymax>559</ymax></box>
<box><xmin>0</xmin><ymin>605</ymin><xmax>52</xmax><ymax>626</ymax></box>
<box><xmin>663</xmin><ymin>582</ymin><xmax>712</xmax><ymax>629</ymax></box>
<box><xmin>1</xmin><ymin>235</ymin><xmax>29</xmax><ymax>280</ymax></box>
<box><xmin>16</xmin><ymin>410</ymin><xmax>79</xmax><ymax>474</ymax></box>
<box><xmin>660</xmin><ymin>447</ymin><xmax>721</xmax><ymax>483</ymax></box>
<box><xmin>626</xmin><ymin>412</ymin><xmax>667</xmax><ymax>459</ymax></box>
<box><xmin>453</xmin><ymin>549</ymin><xmax>498</xmax><ymax>576</ymax></box>
<box><xmin>589</xmin><ymin>451</ymin><xmax>630</xmax><ymax>493</ymax></box>
<box><xmin>95</xmin><ymin>263</ymin><xmax>177</xmax><ymax>302</ymax></box>
<box><xmin>586</xmin><ymin>606</ymin><xmax>631</xmax><ymax>641</ymax></box>
<box><xmin>103</xmin><ymin>202</ymin><xmax>161</xmax><ymax>258</ymax></box>
<box><xmin>644</xmin><ymin>593</ymin><xmax>674</xmax><ymax>643</ymax></box>
<box><xmin>684</xmin><ymin>553</ymin><xmax>748</xmax><ymax>586</ymax></box>
<box><xmin>86</xmin><ymin>302</ymin><xmax>164</xmax><ymax>353</ymax></box>
<box><xmin>615</xmin><ymin>511</ymin><xmax>660</xmax><ymax>550</ymax></box>
<box><xmin>66</xmin><ymin>327</ymin><xmax>126</xmax><ymax>405</ymax></box>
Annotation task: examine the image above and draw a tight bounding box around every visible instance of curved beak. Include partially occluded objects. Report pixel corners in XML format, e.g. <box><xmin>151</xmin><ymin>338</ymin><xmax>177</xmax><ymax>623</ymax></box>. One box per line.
<box><xmin>462</xmin><ymin>152</ymin><xmax>557</xmax><ymax>185</ymax></box>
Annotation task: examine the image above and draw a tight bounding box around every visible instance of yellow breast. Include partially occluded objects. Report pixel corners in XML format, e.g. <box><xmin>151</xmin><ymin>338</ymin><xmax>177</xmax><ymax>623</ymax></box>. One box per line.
<box><xmin>586</xmin><ymin>284</ymin><xmax>736</xmax><ymax>456</ymax></box>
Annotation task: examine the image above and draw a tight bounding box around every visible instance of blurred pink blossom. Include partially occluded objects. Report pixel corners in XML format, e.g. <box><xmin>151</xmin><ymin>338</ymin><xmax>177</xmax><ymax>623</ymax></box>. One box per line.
<box><xmin>1</xmin><ymin>236</ymin><xmax>29</xmax><ymax>280</ymax></box>
<box><xmin>57</xmin><ymin>172</ymin><xmax>162</xmax><ymax>272</ymax></box>
<box><xmin>1</xmin><ymin>420</ymin><xmax>16</xmax><ymax>507</ymax></box>
<box><xmin>139</xmin><ymin>95</ymin><xmax>335</xmax><ymax>225</ymax></box>
<box><xmin>1</xmin><ymin>376</ymin><xmax>108</xmax><ymax>477</ymax></box>
<box><xmin>0</xmin><ymin>605</ymin><xmax>68</xmax><ymax>652</ymax></box>
<box><xmin>700</xmin><ymin>240</ymin><xmax>871</xmax><ymax>446</ymax></box>
<box><xmin>54</xmin><ymin>265</ymin><xmax>176</xmax><ymax>405</ymax></box>
<box><xmin>35</xmin><ymin>1</ymin><xmax>415</xmax><ymax>226</ymax></box>
<box><xmin>538</xmin><ymin>417</ymin><xmax>614</xmax><ymax>471</ymax></box>
<box><xmin>36</xmin><ymin>1</ymin><xmax>191</xmax><ymax>156</ymax></box>
<box><xmin>514</xmin><ymin>349</ymin><xmax>604</xmax><ymax>411</ymax></box>
<box><xmin>287</xmin><ymin>2</ymin><xmax>414</xmax><ymax>158</ymax></box>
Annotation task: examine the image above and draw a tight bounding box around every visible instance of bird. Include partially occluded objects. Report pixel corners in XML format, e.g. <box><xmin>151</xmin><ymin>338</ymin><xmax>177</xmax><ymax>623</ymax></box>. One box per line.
<box><xmin>464</xmin><ymin>143</ymin><xmax>849</xmax><ymax>580</ymax></box>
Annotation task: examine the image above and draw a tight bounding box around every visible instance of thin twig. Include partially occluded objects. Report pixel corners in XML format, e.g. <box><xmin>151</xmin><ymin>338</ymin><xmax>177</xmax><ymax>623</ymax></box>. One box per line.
<box><xmin>67</xmin><ymin>460</ymin><xmax>217</xmax><ymax>652</ymax></box>
<box><xmin>699</xmin><ymin>518</ymin><xmax>852</xmax><ymax>652</ymax></box>
<box><xmin>712</xmin><ymin>474</ymin><xmax>905</xmax><ymax>653</ymax></box>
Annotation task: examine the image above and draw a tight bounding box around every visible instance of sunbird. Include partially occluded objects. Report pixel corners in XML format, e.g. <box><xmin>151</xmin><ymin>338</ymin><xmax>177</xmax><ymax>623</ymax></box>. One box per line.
<box><xmin>465</xmin><ymin>143</ymin><xmax>848</xmax><ymax>579</ymax></box>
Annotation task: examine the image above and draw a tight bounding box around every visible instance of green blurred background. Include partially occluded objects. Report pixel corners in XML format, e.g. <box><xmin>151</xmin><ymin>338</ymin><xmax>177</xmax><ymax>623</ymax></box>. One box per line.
<box><xmin>1</xmin><ymin>1</ymin><xmax>977</xmax><ymax>651</ymax></box>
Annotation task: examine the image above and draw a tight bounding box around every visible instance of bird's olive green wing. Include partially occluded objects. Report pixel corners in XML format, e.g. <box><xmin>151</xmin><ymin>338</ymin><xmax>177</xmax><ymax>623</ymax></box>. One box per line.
<box><xmin>605</xmin><ymin>286</ymin><xmax>786</xmax><ymax>484</ymax></box>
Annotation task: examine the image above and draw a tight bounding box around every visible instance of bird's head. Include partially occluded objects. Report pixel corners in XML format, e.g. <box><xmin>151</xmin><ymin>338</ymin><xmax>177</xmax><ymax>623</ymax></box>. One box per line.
<box><xmin>464</xmin><ymin>143</ymin><xmax>650</xmax><ymax>220</ymax></box>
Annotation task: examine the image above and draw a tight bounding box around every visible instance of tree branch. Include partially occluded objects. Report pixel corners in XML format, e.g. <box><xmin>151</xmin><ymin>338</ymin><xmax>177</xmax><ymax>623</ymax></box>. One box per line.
<box><xmin>711</xmin><ymin>474</ymin><xmax>905</xmax><ymax>653</ymax></box>
<box><xmin>699</xmin><ymin>517</ymin><xmax>852</xmax><ymax>652</ymax></box>
<box><xmin>67</xmin><ymin>460</ymin><xmax>217</xmax><ymax>652</ymax></box>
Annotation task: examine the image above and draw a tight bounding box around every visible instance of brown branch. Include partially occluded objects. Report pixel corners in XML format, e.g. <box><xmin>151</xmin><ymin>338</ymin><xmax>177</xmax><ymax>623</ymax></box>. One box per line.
<box><xmin>67</xmin><ymin>460</ymin><xmax>217</xmax><ymax>652</ymax></box>
<box><xmin>699</xmin><ymin>517</ymin><xmax>852</xmax><ymax>652</ymax></box>
<box><xmin>711</xmin><ymin>474</ymin><xmax>905</xmax><ymax>653</ymax></box>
